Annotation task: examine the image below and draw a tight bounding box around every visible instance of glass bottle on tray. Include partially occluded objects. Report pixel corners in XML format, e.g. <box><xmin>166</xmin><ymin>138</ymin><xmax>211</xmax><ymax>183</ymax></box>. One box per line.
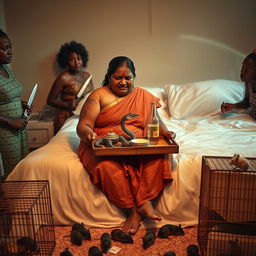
<box><xmin>147</xmin><ymin>101</ymin><xmax>159</xmax><ymax>143</ymax></box>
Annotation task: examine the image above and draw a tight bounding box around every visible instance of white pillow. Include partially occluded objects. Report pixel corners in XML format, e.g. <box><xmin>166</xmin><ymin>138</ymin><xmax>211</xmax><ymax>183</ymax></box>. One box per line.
<box><xmin>72</xmin><ymin>92</ymin><xmax>91</xmax><ymax>115</ymax></box>
<box><xmin>140</xmin><ymin>87</ymin><xmax>167</xmax><ymax>108</ymax></box>
<box><xmin>164</xmin><ymin>80</ymin><xmax>244</xmax><ymax>119</ymax></box>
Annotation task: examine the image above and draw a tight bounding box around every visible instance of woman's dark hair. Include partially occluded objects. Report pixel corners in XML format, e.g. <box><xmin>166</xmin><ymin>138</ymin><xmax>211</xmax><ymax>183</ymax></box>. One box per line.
<box><xmin>57</xmin><ymin>41</ymin><xmax>89</xmax><ymax>69</ymax></box>
<box><xmin>102</xmin><ymin>56</ymin><xmax>136</xmax><ymax>86</ymax></box>
<box><xmin>245</xmin><ymin>51</ymin><xmax>256</xmax><ymax>62</ymax></box>
<box><xmin>0</xmin><ymin>29</ymin><xmax>8</xmax><ymax>38</ymax></box>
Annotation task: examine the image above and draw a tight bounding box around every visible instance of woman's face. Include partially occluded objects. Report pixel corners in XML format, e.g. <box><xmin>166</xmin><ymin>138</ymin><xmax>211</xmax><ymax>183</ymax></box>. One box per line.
<box><xmin>0</xmin><ymin>36</ymin><xmax>12</xmax><ymax>65</ymax></box>
<box><xmin>109</xmin><ymin>64</ymin><xmax>134</xmax><ymax>97</ymax></box>
<box><xmin>240</xmin><ymin>57</ymin><xmax>256</xmax><ymax>82</ymax></box>
<box><xmin>67</xmin><ymin>52</ymin><xmax>83</xmax><ymax>72</ymax></box>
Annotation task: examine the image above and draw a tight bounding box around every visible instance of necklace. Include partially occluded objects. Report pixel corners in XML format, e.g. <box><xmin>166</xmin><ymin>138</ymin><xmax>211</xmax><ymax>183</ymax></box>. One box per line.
<box><xmin>109</xmin><ymin>86</ymin><xmax>120</xmax><ymax>103</ymax></box>
<box><xmin>114</xmin><ymin>95</ymin><xmax>121</xmax><ymax>104</ymax></box>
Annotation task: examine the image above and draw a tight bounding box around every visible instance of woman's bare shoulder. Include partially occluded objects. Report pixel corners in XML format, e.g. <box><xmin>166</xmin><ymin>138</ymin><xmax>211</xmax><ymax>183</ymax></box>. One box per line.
<box><xmin>90</xmin><ymin>87</ymin><xmax>109</xmax><ymax>96</ymax></box>
<box><xmin>55</xmin><ymin>71</ymin><xmax>72</xmax><ymax>83</ymax></box>
<box><xmin>82</xmin><ymin>71</ymin><xmax>92</xmax><ymax>79</ymax></box>
<box><xmin>89</xmin><ymin>87</ymin><xmax>114</xmax><ymax>109</ymax></box>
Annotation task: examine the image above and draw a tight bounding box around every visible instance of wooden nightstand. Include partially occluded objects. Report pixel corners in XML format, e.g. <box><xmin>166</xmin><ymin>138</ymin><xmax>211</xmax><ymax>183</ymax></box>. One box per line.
<box><xmin>27</xmin><ymin>116</ymin><xmax>54</xmax><ymax>150</ymax></box>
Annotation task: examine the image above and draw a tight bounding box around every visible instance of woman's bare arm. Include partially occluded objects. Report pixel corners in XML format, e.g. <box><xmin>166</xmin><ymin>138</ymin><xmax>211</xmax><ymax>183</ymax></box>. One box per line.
<box><xmin>234</xmin><ymin>84</ymin><xmax>250</xmax><ymax>109</ymax></box>
<box><xmin>77</xmin><ymin>91</ymin><xmax>101</xmax><ymax>144</ymax></box>
<box><xmin>47</xmin><ymin>74</ymin><xmax>74</xmax><ymax>110</ymax></box>
<box><xmin>221</xmin><ymin>83</ymin><xmax>250</xmax><ymax>112</ymax></box>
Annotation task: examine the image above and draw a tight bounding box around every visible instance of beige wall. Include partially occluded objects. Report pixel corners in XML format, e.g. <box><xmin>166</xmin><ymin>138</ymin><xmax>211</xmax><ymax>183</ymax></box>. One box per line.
<box><xmin>0</xmin><ymin>0</ymin><xmax>6</xmax><ymax>29</ymax></box>
<box><xmin>3</xmin><ymin>0</ymin><xmax>256</xmax><ymax>111</ymax></box>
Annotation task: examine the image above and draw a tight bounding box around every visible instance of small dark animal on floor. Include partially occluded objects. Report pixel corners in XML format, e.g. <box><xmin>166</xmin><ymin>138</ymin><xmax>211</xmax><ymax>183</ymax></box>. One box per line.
<box><xmin>157</xmin><ymin>224</ymin><xmax>170</xmax><ymax>238</ymax></box>
<box><xmin>88</xmin><ymin>246</ymin><xmax>103</xmax><ymax>256</ymax></box>
<box><xmin>186</xmin><ymin>244</ymin><xmax>199</xmax><ymax>256</ymax></box>
<box><xmin>163</xmin><ymin>251</ymin><xmax>176</xmax><ymax>256</ymax></box>
<box><xmin>60</xmin><ymin>247</ymin><xmax>73</xmax><ymax>256</ymax></box>
<box><xmin>158</xmin><ymin>224</ymin><xmax>184</xmax><ymax>238</ymax></box>
<box><xmin>111</xmin><ymin>229</ymin><xmax>134</xmax><ymax>244</ymax></box>
<box><xmin>16</xmin><ymin>236</ymin><xmax>39</xmax><ymax>254</ymax></box>
<box><xmin>100</xmin><ymin>233</ymin><xmax>111</xmax><ymax>253</ymax></box>
<box><xmin>72</xmin><ymin>222</ymin><xmax>91</xmax><ymax>240</ymax></box>
<box><xmin>142</xmin><ymin>230</ymin><xmax>155</xmax><ymax>250</ymax></box>
<box><xmin>168</xmin><ymin>224</ymin><xmax>184</xmax><ymax>236</ymax></box>
<box><xmin>70</xmin><ymin>230</ymin><xmax>83</xmax><ymax>246</ymax></box>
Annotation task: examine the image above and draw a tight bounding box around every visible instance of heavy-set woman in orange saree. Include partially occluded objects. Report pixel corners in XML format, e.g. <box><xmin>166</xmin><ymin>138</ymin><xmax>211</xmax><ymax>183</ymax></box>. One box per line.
<box><xmin>77</xmin><ymin>56</ymin><xmax>175</xmax><ymax>234</ymax></box>
<box><xmin>78</xmin><ymin>87</ymin><xmax>172</xmax><ymax>206</ymax></box>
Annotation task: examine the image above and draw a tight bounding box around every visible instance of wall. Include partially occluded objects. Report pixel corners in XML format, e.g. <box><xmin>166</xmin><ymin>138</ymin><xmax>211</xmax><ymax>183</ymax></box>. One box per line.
<box><xmin>0</xmin><ymin>0</ymin><xmax>6</xmax><ymax>29</ymax></box>
<box><xmin>3</xmin><ymin>0</ymin><xmax>256</xmax><ymax>111</ymax></box>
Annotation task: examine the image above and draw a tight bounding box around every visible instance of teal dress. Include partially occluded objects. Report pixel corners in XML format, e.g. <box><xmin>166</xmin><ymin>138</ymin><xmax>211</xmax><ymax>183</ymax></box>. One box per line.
<box><xmin>0</xmin><ymin>64</ymin><xmax>28</xmax><ymax>177</ymax></box>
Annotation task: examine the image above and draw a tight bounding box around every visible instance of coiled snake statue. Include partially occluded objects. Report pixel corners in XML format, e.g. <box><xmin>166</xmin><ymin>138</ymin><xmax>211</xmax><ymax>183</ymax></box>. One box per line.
<box><xmin>94</xmin><ymin>113</ymin><xmax>138</xmax><ymax>148</ymax></box>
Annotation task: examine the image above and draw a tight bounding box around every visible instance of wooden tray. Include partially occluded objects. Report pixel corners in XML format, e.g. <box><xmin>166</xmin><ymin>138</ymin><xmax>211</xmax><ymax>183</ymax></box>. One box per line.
<box><xmin>92</xmin><ymin>136</ymin><xmax>179</xmax><ymax>156</ymax></box>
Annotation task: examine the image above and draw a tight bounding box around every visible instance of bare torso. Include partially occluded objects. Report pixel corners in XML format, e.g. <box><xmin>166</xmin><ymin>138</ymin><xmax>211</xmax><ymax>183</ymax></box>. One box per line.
<box><xmin>60</xmin><ymin>71</ymin><xmax>92</xmax><ymax>100</ymax></box>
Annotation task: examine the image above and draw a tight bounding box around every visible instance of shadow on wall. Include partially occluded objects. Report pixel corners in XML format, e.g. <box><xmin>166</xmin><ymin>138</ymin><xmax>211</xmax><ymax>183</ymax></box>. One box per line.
<box><xmin>137</xmin><ymin>34</ymin><xmax>244</xmax><ymax>87</ymax></box>
<box><xmin>172</xmin><ymin>34</ymin><xmax>243</xmax><ymax>84</ymax></box>
<box><xmin>179</xmin><ymin>34</ymin><xmax>245</xmax><ymax>58</ymax></box>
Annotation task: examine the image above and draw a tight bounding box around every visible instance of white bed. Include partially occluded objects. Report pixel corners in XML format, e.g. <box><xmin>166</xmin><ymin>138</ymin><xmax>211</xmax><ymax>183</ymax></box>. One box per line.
<box><xmin>7</xmin><ymin>79</ymin><xmax>256</xmax><ymax>228</ymax></box>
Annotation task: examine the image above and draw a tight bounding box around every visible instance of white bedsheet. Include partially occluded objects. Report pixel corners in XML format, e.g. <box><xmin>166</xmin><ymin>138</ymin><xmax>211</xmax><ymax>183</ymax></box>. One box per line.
<box><xmin>7</xmin><ymin>110</ymin><xmax>256</xmax><ymax>228</ymax></box>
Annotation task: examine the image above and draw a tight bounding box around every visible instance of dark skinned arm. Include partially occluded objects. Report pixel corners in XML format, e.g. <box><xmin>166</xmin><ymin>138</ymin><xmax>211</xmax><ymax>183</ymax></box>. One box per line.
<box><xmin>221</xmin><ymin>83</ymin><xmax>250</xmax><ymax>112</ymax></box>
<box><xmin>77</xmin><ymin>92</ymin><xmax>100</xmax><ymax>144</ymax></box>
<box><xmin>47</xmin><ymin>74</ymin><xmax>75</xmax><ymax>110</ymax></box>
<box><xmin>0</xmin><ymin>115</ymin><xmax>27</xmax><ymax>130</ymax></box>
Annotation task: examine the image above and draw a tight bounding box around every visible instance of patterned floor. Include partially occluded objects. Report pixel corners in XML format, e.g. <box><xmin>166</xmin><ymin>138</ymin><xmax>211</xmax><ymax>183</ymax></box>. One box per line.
<box><xmin>52</xmin><ymin>225</ymin><xmax>198</xmax><ymax>256</ymax></box>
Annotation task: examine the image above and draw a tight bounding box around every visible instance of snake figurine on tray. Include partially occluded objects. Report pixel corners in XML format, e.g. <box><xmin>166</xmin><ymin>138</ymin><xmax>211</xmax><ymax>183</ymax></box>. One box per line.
<box><xmin>94</xmin><ymin>113</ymin><xmax>149</xmax><ymax>148</ymax></box>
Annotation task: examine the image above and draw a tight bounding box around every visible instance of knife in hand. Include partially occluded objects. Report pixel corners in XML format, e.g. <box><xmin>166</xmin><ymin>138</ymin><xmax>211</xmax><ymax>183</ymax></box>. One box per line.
<box><xmin>76</xmin><ymin>75</ymin><xmax>92</xmax><ymax>100</ymax></box>
<box><xmin>22</xmin><ymin>83</ymin><xmax>38</xmax><ymax>120</ymax></box>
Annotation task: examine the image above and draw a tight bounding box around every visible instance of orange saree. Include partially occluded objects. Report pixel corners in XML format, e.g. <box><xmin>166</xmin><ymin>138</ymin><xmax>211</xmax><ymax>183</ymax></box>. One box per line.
<box><xmin>78</xmin><ymin>88</ymin><xmax>172</xmax><ymax>208</ymax></box>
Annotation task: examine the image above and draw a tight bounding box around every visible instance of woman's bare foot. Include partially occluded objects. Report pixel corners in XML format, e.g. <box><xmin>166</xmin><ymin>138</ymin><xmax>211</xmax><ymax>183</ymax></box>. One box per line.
<box><xmin>137</xmin><ymin>201</ymin><xmax>162</xmax><ymax>221</ymax></box>
<box><xmin>121</xmin><ymin>208</ymin><xmax>141</xmax><ymax>235</ymax></box>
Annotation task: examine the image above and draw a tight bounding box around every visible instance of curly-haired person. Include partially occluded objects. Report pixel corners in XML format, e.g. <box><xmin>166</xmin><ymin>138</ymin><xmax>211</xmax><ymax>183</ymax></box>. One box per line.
<box><xmin>47</xmin><ymin>41</ymin><xmax>94</xmax><ymax>133</ymax></box>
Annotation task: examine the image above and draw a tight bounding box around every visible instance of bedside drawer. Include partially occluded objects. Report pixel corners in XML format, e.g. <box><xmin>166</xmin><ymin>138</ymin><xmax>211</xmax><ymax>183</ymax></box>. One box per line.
<box><xmin>27</xmin><ymin>120</ymin><xmax>54</xmax><ymax>149</ymax></box>
<box><xmin>28</xmin><ymin>129</ymin><xmax>50</xmax><ymax>147</ymax></box>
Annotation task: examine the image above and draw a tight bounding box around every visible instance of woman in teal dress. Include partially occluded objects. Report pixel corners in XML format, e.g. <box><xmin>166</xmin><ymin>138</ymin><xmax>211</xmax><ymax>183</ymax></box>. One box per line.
<box><xmin>0</xmin><ymin>29</ymin><xmax>29</xmax><ymax>178</ymax></box>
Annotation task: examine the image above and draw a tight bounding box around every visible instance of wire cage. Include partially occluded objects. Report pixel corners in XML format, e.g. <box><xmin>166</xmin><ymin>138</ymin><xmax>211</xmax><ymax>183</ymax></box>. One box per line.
<box><xmin>0</xmin><ymin>180</ymin><xmax>55</xmax><ymax>255</ymax></box>
<box><xmin>198</xmin><ymin>156</ymin><xmax>256</xmax><ymax>256</ymax></box>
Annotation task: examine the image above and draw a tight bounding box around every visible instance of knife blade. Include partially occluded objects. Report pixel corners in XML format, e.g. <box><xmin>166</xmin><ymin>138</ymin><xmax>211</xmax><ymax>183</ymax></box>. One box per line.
<box><xmin>76</xmin><ymin>75</ymin><xmax>92</xmax><ymax>100</ymax></box>
<box><xmin>23</xmin><ymin>83</ymin><xmax>38</xmax><ymax>120</ymax></box>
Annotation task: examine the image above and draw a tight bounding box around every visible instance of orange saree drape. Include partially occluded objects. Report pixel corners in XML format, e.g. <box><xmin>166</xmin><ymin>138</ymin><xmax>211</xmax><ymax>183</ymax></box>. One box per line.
<box><xmin>78</xmin><ymin>88</ymin><xmax>172</xmax><ymax>208</ymax></box>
